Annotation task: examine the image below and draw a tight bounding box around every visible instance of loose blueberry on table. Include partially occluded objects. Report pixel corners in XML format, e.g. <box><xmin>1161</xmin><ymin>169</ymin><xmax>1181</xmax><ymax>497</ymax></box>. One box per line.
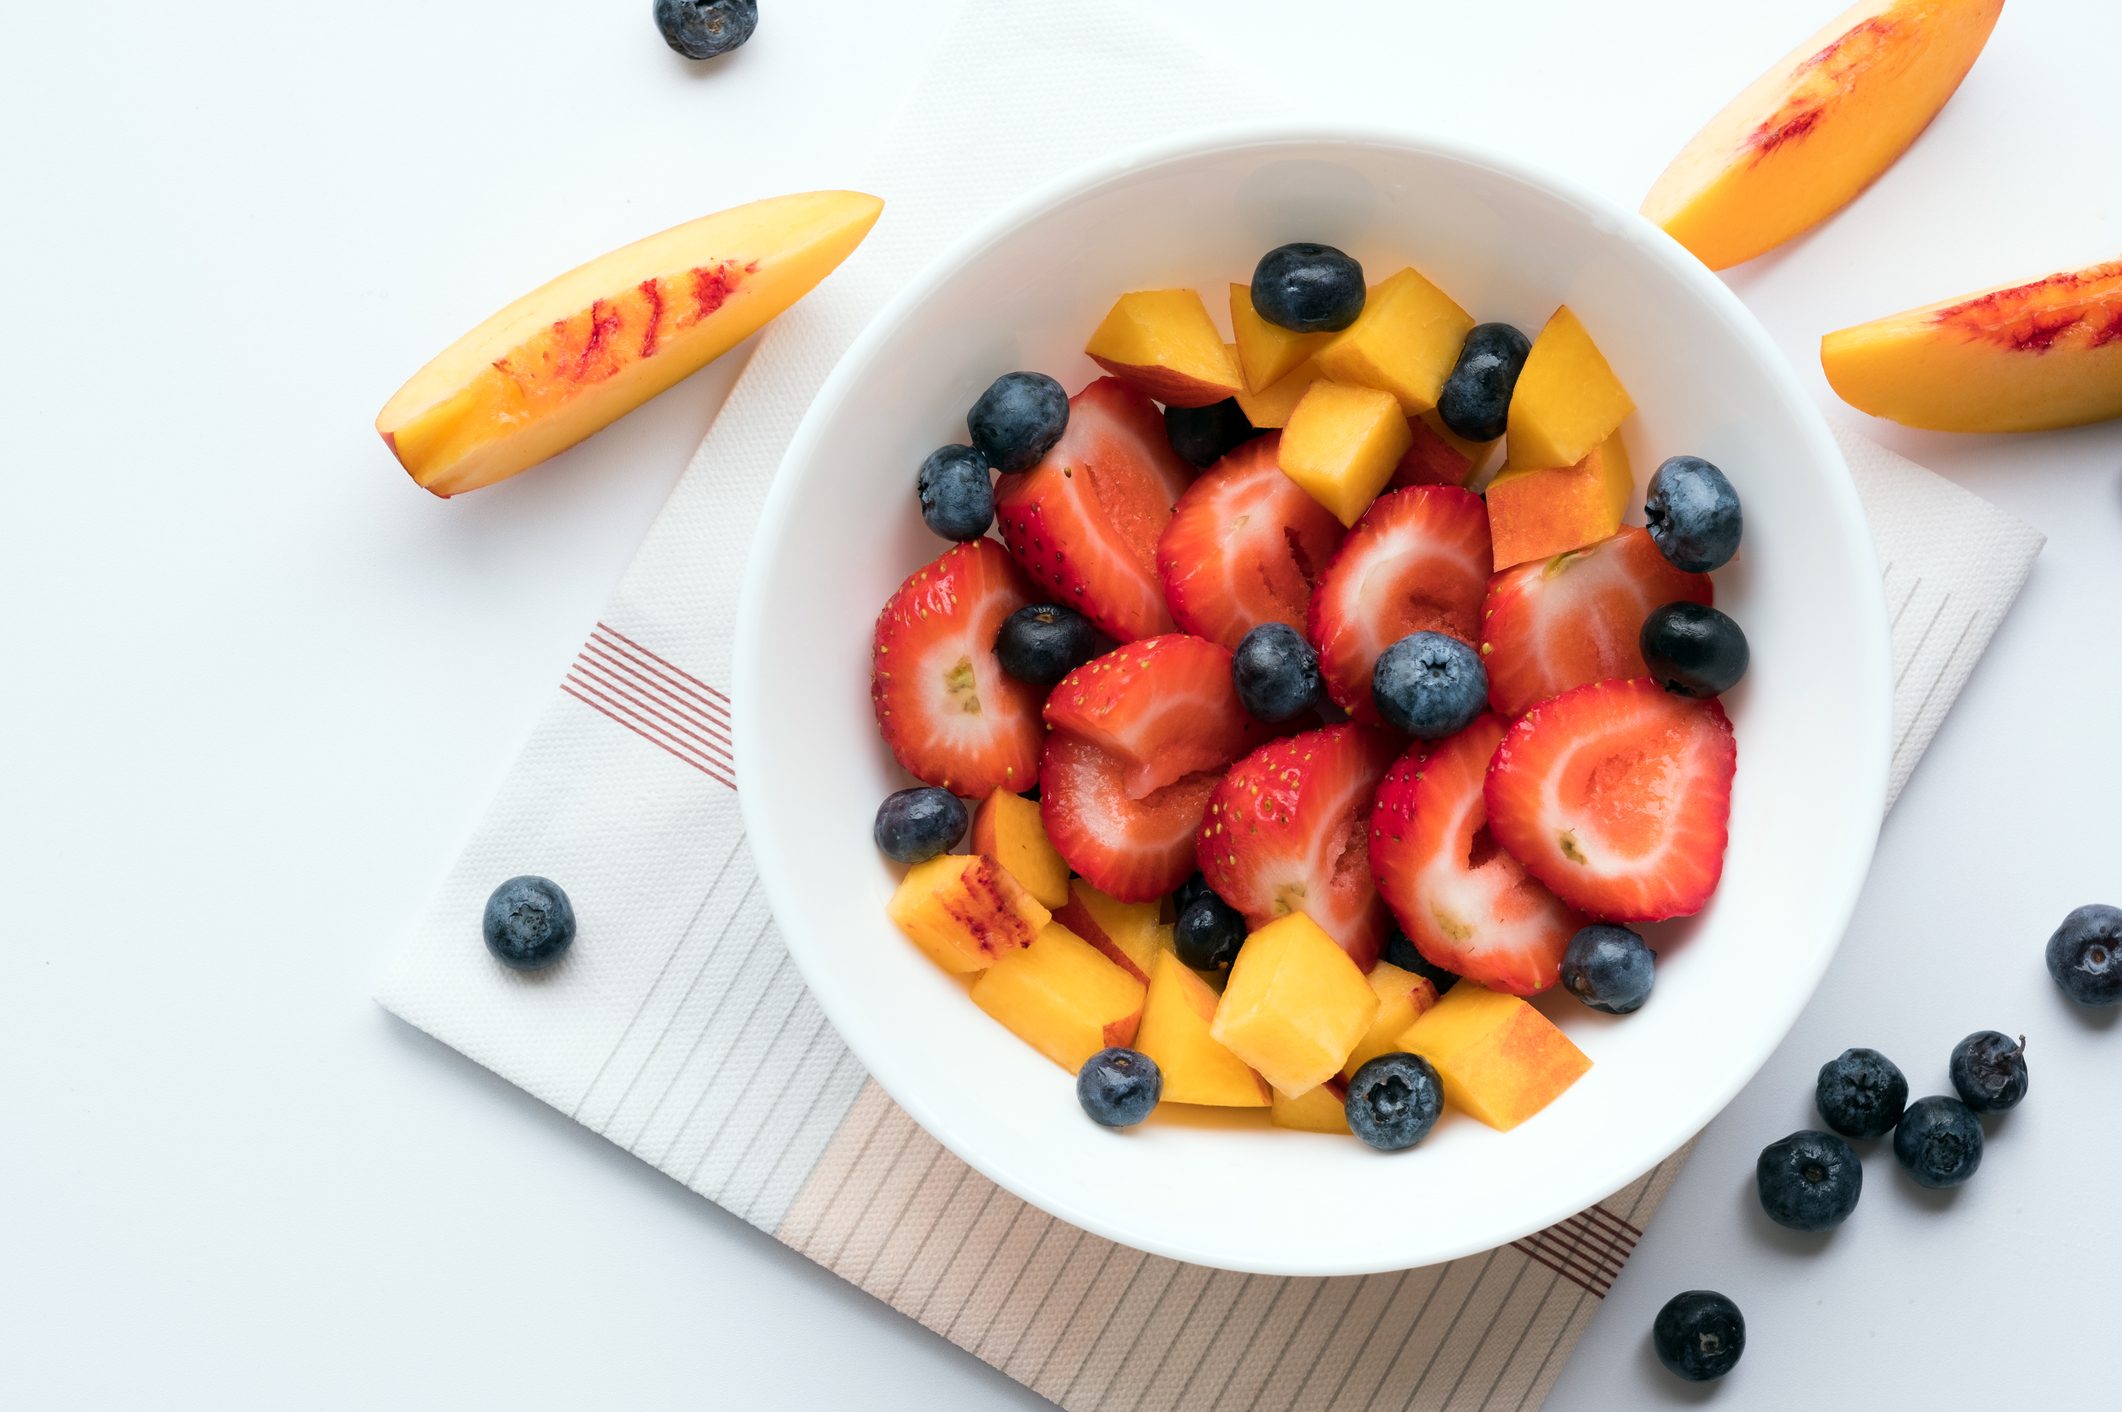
<box><xmin>2045</xmin><ymin>903</ymin><xmax>2122</xmax><ymax>1006</ymax></box>
<box><xmin>482</xmin><ymin>876</ymin><xmax>577</xmax><ymax>971</ymax></box>
<box><xmin>1814</xmin><ymin>1047</ymin><xmax>1908</xmax><ymax>1139</ymax></box>
<box><xmin>653</xmin><ymin>0</ymin><xmax>758</xmax><ymax>60</ymax></box>
<box><xmin>1893</xmin><ymin>1095</ymin><xmax>1985</xmax><ymax>1188</ymax></box>
<box><xmin>1652</xmin><ymin>1289</ymin><xmax>1745</xmax><ymax>1382</ymax></box>
<box><xmin>1755</xmin><ymin>1129</ymin><xmax>1863</xmax><ymax>1231</ymax></box>
<box><xmin>1949</xmin><ymin>1030</ymin><xmax>2028</xmax><ymax>1113</ymax></box>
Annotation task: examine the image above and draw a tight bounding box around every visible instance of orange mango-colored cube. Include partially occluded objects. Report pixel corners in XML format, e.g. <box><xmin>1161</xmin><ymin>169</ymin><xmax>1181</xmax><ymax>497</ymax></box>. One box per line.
<box><xmin>1390</xmin><ymin>410</ymin><xmax>1496</xmax><ymax>490</ymax></box>
<box><xmin>1229</xmin><ymin>283</ymin><xmax>1330</xmax><ymax>392</ymax></box>
<box><xmin>1209</xmin><ymin>913</ymin><xmax>1380</xmax><ymax>1095</ymax></box>
<box><xmin>1050</xmin><ymin>878</ymin><xmax>1172</xmax><ymax>985</ymax></box>
<box><xmin>970</xmin><ymin>922</ymin><xmax>1146</xmax><ymax>1072</ymax></box>
<box><xmin>970</xmin><ymin>789</ymin><xmax>1068</xmax><ymax>909</ymax></box>
<box><xmin>887</xmin><ymin>853</ymin><xmax>1050</xmax><ymax>975</ymax></box>
<box><xmin>1339</xmin><ymin>962</ymin><xmax>1441</xmax><ymax>1080</ymax></box>
<box><xmin>1231</xmin><ymin>351</ymin><xmax>1324</xmax><ymax>429</ymax></box>
<box><xmin>1134</xmin><ymin>951</ymin><xmax>1271</xmax><ymax>1107</ymax></box>
<box><xmin>1311</xmin><ymin>267</ymin><xmax>1475</xmax><ymax>415</ymax></box>
<box><xmin>1085</xmin><ymin>289</ymin><xmax>1244</xmax><ymax>408</ymax></box>
<box><xmin>1396</xmin><ymin>983</ymin><xmax>1591</xmax><ymax>1131</ymax></box>
<box><xmin>1269</xmin><ymin>1079</ymin><xmax>1351</xmax><ymax>1134</ymax></box>
<box><xmin>1280</xmin><ymin>382</ymin><xmax>1414</xmax><ymax>527</ymax></box>
<box><xmin>1506</xmin><ymin>307</ymin><xmax>1634</xmax><ymax>472</ymax></box>
<box><xmin>1486</xmin><ymin>430</ymin><xmax>1633</xmax><ymax>570</ymax></box>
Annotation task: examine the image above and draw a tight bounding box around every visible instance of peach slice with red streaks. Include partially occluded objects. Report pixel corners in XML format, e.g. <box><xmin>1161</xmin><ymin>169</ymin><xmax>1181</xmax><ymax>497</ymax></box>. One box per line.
<box><xmin>1642</xmin><ymin>0</ymin><xmax>2003</xmax><ymax>271</ymax></box>
<box><xmin>377</xmin><ymin>190</ymin><xmax>882</xmax><ymax>496</ymax></box>
<box><xmin>1822</xmin><ymin>259</ymin><xmax>2122</xmax><ymax>432</ymax></box>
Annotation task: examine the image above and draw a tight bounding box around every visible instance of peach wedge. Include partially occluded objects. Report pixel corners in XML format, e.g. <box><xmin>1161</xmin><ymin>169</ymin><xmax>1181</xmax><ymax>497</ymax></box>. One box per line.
<box><xmin>1822</xmin><ymin>259</ymin><xmax>2122</xmax><ymax>432</ymax></box>
<box><xmin>377</xmin><ymin>190</ymin><xmax>883</xmax><ymax>496</ymax></box>
<box><xmin>1642</xmin><ymin>0</ymin><xmax>2004</xmax><ymax>271</ymax></box>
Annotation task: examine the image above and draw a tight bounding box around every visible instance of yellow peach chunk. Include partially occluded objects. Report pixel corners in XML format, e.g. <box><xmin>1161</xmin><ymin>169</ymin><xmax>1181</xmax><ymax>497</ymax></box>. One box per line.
<box><xmin>1134</xmin><ymin>951</ymin><xmax>1272</xmax><ymax>1107</ymax></box>
<box><xmin>1339</xmin><ymin>963</ymin><xmax>1441</xmax><ymax>1080</ymax></box>
<box><xmin>1279</xmin><ymin>382</ymin><xmax>1414</xmax><ymax>527</ymax></box>
<box><xmin>1506</xmin><ymin>307</ymin><xmax>1633</xmax><ymax>473</ymax></box>
<box><xmin>1209</xmin><ymin>913</ymin><xmax>1379</xmax><ymax>1095</ymax></box>
<box><xmin>1311</xmin><ymin>268</ymin><xmax>1475</xmax><ymax>416</ymax></box>
<box><xmin>1229</xmin><ymin>283</ymin><xmax>1330</xmax><ymax>392</ymax></box>
<box><xmin>969</xmin><ymin>789</ymin><xmax>1069</xmax><ymax>909</ymax></box>
<box><xmin>1269</xmin><ymin>1080</ymin><xmax>1351</xmax><ymax>1135</ymax></box>
<box><xmin>1397</xmin><ymin>984</ymin><xmax>1590</xmax><ymax>1131</ymax></box>
<box><xmin>1085</xmin><ymin>290</ymin><xmax>1244</xmax><ymax>408</ymax></box>
<box><xmin>1485</xmin><ymin>430</ymin><xmax>1633</xmax><ymax>571</ymax></box>
<box><xmin>887</xmin><ymin>854</ymin><xmax>1051</xmax><ymax>975</ymax></box>
<box><xmin>1231</xmin><ymin>351</ymin><xmax>1325</xmax><ymax>429</ymax></box>
<box><xmin>1050</xmin><ymin>879</ymin><xmax>1172</xmax><ymax>985</ymax></box>
<box><xmin>970</xmin><ymin>923</ymin><xmax>1146</xmax><ymax>1072</ymax></box>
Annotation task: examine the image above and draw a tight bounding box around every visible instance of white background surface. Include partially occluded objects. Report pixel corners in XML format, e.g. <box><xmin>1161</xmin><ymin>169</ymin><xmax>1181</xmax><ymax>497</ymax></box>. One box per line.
<box><xmin>3</xmin><ymin>1</ymin><xmax>2117</xmax><ymax>1407</ymax></box>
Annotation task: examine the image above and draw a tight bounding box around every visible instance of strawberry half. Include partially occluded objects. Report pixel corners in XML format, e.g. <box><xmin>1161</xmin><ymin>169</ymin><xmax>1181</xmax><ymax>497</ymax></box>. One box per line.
<box><xmin>1156</xmin><ymin>434</ymin><xmax>1346</xmax><ymax>652</ymax></box>
<box><xmin>1043</xmin><ymin>633</ymin><xmax>1270</xmax><ymax>798</ymax></box>
<box><xmin>870</xmin><ymin>539</ymin><xmax>1047</xmax><ymax>797</ymax></box>
<box><xmin>1484</xmin><ymin>678</ymin><xmax>1737</xmax><ymax>922</ymax></box>
<box><xmin>996</xmin><ymin>377</ymin><xmax>1193</xmax><ymax>643</ymax></box>
<box><xmin>1481</xmin><ymin>527</ymin><xmax>1714</xmax><ymax>717</ymax></box>
<box><xmin>1369</xmin><ymin>716</ymin><xmax>1584</xmax><ymax>995</ymax></box>
<box><xmin>1040</xmin><ymin>733</ymin><xmax>1221</xmax><ymax>902</ymax></box>
<box><xmin>1306</xmin><ymin>486</ymin><xmax>1492</xmax><ymax>724</ymax></box>
<box><xmin>1197</xmin><ymin>723</ymin><xmax>1400</xmax><ymax>969</ymax></box>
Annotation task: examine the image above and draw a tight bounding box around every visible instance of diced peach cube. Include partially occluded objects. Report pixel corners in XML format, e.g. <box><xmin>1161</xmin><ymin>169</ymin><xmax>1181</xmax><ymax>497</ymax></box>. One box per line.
<box><xmin>1231</xmin><ymin>351</ymin><xmax>1324</xmax><ymax>429</ymax></box>
<box><xmin>1505</xmin><ymin>306</ymin><xmax>1634</xmax><ymax>471</ymax></box>
<box><xmin>970</xmin><ymin>922</ymin><xmax>1146</xmax><ymax>1072</ymax></box>
<box><xmin>1339</xmin><ymin>962</ymin><xmax>1441</xmax><ymax>1080</ymax></box>
<box><xmin>1209</xmin><ymin>913</ymin><xmax>1379</xmax><ymax>1095</ymax></box>
<box><xmin>1396</xmin><ymin>983</ymin><xmax>1591</xmax><ymax>1130</ymax></box>
<box><xmin>1050</xmin><ymin>879</ymin><xmax>1171</xmax><ymax>985</ymax></box>
<box><xmin>1229</xmin><ymin>283</ymin><xmax>1329</xmax><ymax>391</ymax></box>
<box><xmin>1269</xmin><ymin>1079</ymin><xmax>1351</xmax><ymax>1134</ymax></box>
<box><xmin>1280</xmin><ymin>382</ymin><xmax>1414</xmax><ymax>527</ymax></box>
<box><xmin>1312</xmin><ymin>267</ymin><xmax>1475</xmax><ymax>415</ymax></box>
<box><xmin>1085</xmin><ymin>289</ymin><xmax>1244</xmax><ymax>408</ymax></box>
<box><xmin>1486</xmin><ymin>430</ymin><xmax>1633</xmax><ymax>570</ymax></box>
<box><xmin>1134</xmin><ymin>950</ymin><xmax>1271</xmax><ymax>1106</ymax></box>
<box><xmin>970</xmin><ymin>788</ymin><xmax>1069</xmax><ymax>909</ymax></box>
<box><xmin>887</xmin><ymin>853</ymin><xmax>1050</xmax><ymax>974</ymax></box>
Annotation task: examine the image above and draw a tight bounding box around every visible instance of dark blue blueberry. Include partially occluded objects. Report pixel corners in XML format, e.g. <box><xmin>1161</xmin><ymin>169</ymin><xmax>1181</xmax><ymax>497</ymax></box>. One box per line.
<box><xmin>1436</xmin><ymin>322</ymin><xmax>1531</xmax><ymax>443</ymax></box>
<box><xmin>1652</xmin><ymin>1290</ymin><xmax>1745</xmax><ymax>1382</ymax></box>
<box><xmin>1231</xmin><ymin>622</ymin><xmax>1325</xmax><ymax>724</ymax></box>
<box><xmin>1250</xmin><ymin>243</ymin><xmax>1366</xmax><ymax>333</ymax></box>
<box><xmin>1644</xmin><ymin>456</ymin><xmax>1743</xmax><ymax>573</ymax></box>
<box><xmin>2046</xmin><ymin>903</ymin><xmax>2122</xmax><ymax>1006</ymax></box>
<box><xmin>653</xmin><ymin>0</ymin><xmax>757</xmax><ymax>60</ymax></box>
<box><xmin>1371</xmin><ymin>632</ymin><xmax>1486</xmax><ymax>739</ymax></box>
<box><xmin>1173</xmin><ymin>896</ymin><xmax>1247</xmax><ymax>974</ymax></box>
<box><xmin>482</xmin><ymin>876</ymin><xmax>577</xmax><ymax>971</ymax></box>
<box><xmin>1343</xmin><ymin>1053</ymin><xmax>1444</xmax><ymax>1152</ymax></box>
<box><xmin>1814</xmin><ymin>1047</ymin><xmax>1907</xmax><ymax>1139</ymax></box>
<box><xmin>1754</xmin><ymin>1129</ymin><xmax>1862</xmax><ymax>1232</ymax></box>
<box><xmin>1559</xmin><ymin>924</ymin><xmax>1655</xmax><ymax>1014</ymax></box>
<box><xmin>916</xmin><ymin>444</ymin><xmax>995</xmax><ymax>541</ymax></box>
<box><xmin>1893</xmin><ymin>1095</ymin><xmax>1984</xmax><ymax>1188</ymax></box>
<box><xmin>994</xmin><ymin>604</ymin><xmax>1105</xmax><ymax>687</ymax></box>
<box><xmin>1949</xmin><ymin>1031</ymin><xmax>2028</xmax><ymax>1113</ymax></box>
<box><xmin>1382</xmin><ymin>925</ymin><xmax>1459</xmax><ymax>993</ymax></box>
<box><xmin>872</xmin><ymin>786</ymin><xmax>968</xmax><ymax>864</ymax></box>
<box><xmin>1172</xmin><ymin>872</ymin><xmax>1215</xmax><ymax>915</ymax></box>
<box><xmin>968</xmin><ymin>371</ymin><xmax>1068</xmax><ymax>474</ymax></box>
<box><xmin>1077</xmin><ymin>1047</ymin><xmax>1161</xmax><ymax>1127</ymax></box>
<box><xmin>1640</xmin><ymin>601</ymin><xmax>1748</xmax><ymax>697</ymax></box>
<box><xmin>1164</xmin><ymin>398</ymin><xmax>1258</xmax><ymax>469</ymax></box>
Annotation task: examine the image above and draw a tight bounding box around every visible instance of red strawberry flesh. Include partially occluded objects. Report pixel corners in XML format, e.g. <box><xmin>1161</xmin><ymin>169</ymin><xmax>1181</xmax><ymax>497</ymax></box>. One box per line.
<box><xmin>1042</xmin><ymin>633</ymin><xmax>1269</xmax><ymax>799</ymax></box>
<box><xmin>1157</xmin><ymin>434</ymin><xmax>1346</xmax><ymax>652</ymax></box>
<box><xmin>1040</xmin><ymin>732</ymin><xmax>1220</xmax><ymax>903</ymax></box>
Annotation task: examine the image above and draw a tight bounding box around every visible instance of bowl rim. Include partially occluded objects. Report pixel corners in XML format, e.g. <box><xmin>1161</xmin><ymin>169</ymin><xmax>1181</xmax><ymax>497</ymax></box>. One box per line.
<box><xmin>736</xmin><ymin>120</ymin><xmax>1893</xmax><ymax>1275</ymax></box>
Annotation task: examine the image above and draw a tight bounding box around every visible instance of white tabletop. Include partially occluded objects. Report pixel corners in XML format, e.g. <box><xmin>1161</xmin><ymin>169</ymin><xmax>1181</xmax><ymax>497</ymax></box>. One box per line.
<box><xmin>5</xmin><ymin>1</ymin><xmax>2118</xmax><ymax>1406</ymax></box>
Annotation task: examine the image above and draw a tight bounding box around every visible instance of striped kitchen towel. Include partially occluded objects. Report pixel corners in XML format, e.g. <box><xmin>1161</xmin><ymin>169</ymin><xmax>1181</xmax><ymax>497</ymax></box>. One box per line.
<box><xmin>377</xmin><ymin>3</ymin><xmax>2043</xmax><ymax>1407</ymax></box>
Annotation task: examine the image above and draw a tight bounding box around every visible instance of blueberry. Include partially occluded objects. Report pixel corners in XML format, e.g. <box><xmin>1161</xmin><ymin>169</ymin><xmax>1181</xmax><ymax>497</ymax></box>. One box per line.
<box><xmin>653</xmin><ymin>0</ymin><xmax>757</xmax><ymax>60</ymax></box>
<box><xmin>1371</xmin><ymin>632</ymin><xmax>1486</xmax><ymax>738</ymax></box>
<box><xmin>1343</xmin><ymin>1053</ymin><xmax>1444</xmax><ymax>1151</ymax></box>
<box><xmin>995</xmin><ymin>604</ymin><xmax>1105</xmax><ymax>687</ymax></box>
<box><xmin>1382</xmin><ymin>924</ymin><xmax>1459</xmax><ymax>993</ymax></box>
<box><xmin>1250</xmin><ymin>243</ymin><xmax>1366</xmax><ymax>333</ymax></box>
<box><xmin>916</xmin><ymin>444</ymin><xmax>995</xmax><ymax>541</ymax></box>
<box><xmin>1644</xmin><ymin>456</ymin><xmax>1743</xmax><ymax>573</ymax></box>
<box><xmin>1232</xmin><ymin>622</ymin><xmax>1325</xmax><ymax>724</ymax></box>
<box><xmin>1559</xmin><ymin>924</ymin><xmax>1655</xmax><ymax>1014</ymax></box>
<box><xmin>872</xmin><ymin>786</ymin><xmax>968</xmax><ymax>864</ymax></box>
<box><xmin>1436</xmin><ymin>322</ymin><xmax>1531</xmax><ymax>443</ymax></box>
<box><xmin>1754</xmin><ymin>1129</ymin><xmax>1862</xmax><ymax>1231</ymax></box>
<box><xmin>1814</xmin><ymin>1047</ymin><xmax>1908</xmax><ymax>1139</ymax></box>
<box><xmin>482</xmin><ymin>876</ymin><xmax>577</xmax><ymax>971</ymax></box>
<box><xmin>968</xmin><ymin>371</ymin><xmax>1068</xmax><ymax>474</ymax></box>
<box><xmin>1640</xmin><ymin>601</ymin><xmax>1748</xmax><ymax>697</ymax></box>
<box><xmin>1949</xmin><ymin>1031</ymin><xmax>2028</xmax><ymax>1113</ymax></box>
<box><xmin>1164</xmin><ymin>398</ymin><xmax>1257</xmax><ymax>469</ymax></box>
<box><xmin>1172</xmin><ymin>872</ymin><xmax>1216</xmax><ymax>915</ymax></box>
<box><xmin>2046</xmin><ymin>903</ymin><xmax>2122</xmax><ymax>1006</ymax></box>
<box><xmin>1173</xmin><ymin>896</ymin><xmax>1247</xmax><ymax>974</ymax></box>
<box><xmin>1893</xmin><ymin>1095</ymin><xmax>1984</xmax><ymax>1188</ymax></box>
<box><xmin>1651</xmin><ymin>1290</ymin><xmax>1745</xmax><ymax>1382</ymax></box>
<box><xmin>1077</xmin><ymin>1047</ymin><xmax>1160</xmax><ymax>1127</ymax></box>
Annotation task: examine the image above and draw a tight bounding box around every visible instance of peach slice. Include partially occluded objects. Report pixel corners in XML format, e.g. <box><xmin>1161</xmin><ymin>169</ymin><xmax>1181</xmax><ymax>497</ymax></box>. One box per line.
<box><xmin>1134</xmin><ymin>951</ymin><xmax>1272</xmax><ymax>1107</ymax></box>
<box><xmin>1229</xmin><ymin>283</ymin><xmax>1330</xmax><ymax>392</ymax></box>
<box><xmin>1822</xmin><ymin>259</ymin><xmax>2122</xmax><ymax>432</ymax></box>
<box><xmin>1339</xmin><ymin>962</ymin><xmax>1441</xmax><ymax>1080</ymax></box>
<box><xmin>1505</xmin><ymin>306</ymin><xmax>1633</xmax><ymax>473</ymax></box>
<box><xmin>1642</xmin><ymin>0</ymin><xmax>2005</xmax><ymax>271</ymax></box>
<box><xmin>1396</xmin><ymin>984</ymin><xmax>1590</xmax><ymax>1131</ymax></box>
<box><xmin>887</xmin><ymin>854</ymin><xmax>1050</xmax><ymax>975</ymax></box>
<box><xmin>1279</xmin><ymin>382</ymin><xmax>1414</xmax><ymax>527</ymax></box>
<box><xmin>1209</xmin><ymin>913</ymin><xmax>1379</xmax><ymax>1096</ymax></box>
<box><xmin>1485</xmin><ymin>430</ymin><xmax>1633</xmax><ymax>571</ymax></box>
<box><xmin>1311</xmin><ymin>268</ymin><xmax>1475</xmax><ymax>416</ymax></box>
<box><xmin>969</xmin><ymin>922</ymin><xmax>1146</xmax><ymax>1072</ymax></box>
<box><xmin>1050</xmin><ymin>879</ymin><xmax>1172</xmax><ymax>985</ymax></box>
<box><xmin>1231</xmin><ymin>351</ymin><xmax>1325</xmax><ymax>430</ymax></box>
<box><xmin>377</xmin><ymin>190</ymin><xmax>882</xmax><ymax>496</ymax></box>
<box><xmin>1085</xmin><ymin>290</ymin><xmax>1244</xmax><ymax>408</ymax></box>
<box><xmin>1269</xmin><ymin>1079</ymin><xmax>1351</xmax><ymax>1134</ymax></box>
<box><xmin>970</xmin><ymin>789</ymin><xmax>1069</xmax><ymax>909</ymax></box>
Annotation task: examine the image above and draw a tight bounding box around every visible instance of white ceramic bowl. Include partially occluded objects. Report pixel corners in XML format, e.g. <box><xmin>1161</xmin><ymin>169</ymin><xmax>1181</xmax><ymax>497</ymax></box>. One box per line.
<box><xmin>737</xmin><ymin>127</ymin><xmax>1892</xmax><ymax>1275</ymax></box>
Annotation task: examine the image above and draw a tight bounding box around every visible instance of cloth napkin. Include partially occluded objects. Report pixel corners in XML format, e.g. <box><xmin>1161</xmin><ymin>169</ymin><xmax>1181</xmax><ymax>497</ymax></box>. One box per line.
<box><xmin>378</xmin><ymin>3</ymin><xmax>2044</xmax><ymax>1407</ymax></box>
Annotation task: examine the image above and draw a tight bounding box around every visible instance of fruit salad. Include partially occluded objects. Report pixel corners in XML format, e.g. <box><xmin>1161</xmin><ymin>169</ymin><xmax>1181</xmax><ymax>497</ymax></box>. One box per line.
<box><xmin>867</xmin><ymin>243</ymin><xmax>1749</xmax><ymax>1150</ymax></box>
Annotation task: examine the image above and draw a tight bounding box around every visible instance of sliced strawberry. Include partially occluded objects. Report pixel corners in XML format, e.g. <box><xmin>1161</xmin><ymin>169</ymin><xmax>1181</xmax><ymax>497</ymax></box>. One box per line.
<box><xmin>1369</xmin><ymin>717</ymin><xmax>1584</xmax><ymax>995</ymax></box>
<box><xmin>1484</xmin><ymin>678</ymin><xmax>1736</xmax><ymax>922</ymax></box>
<box><xmin>1481</xmin><ymin>527</ymin><xmax>1714</xmax><ymax>717</ymax></box>
<box><xmin>1042</xmin><ymin>633</ymin><xmax>1270</xmax><ymax>798</ymax></box>
<box><xmin>1197</xmin><ymin>724</ymin><xmax>1400</xmax><ymax>969</ymax></box>
<box><xmin>1156</xmin><ymin>434</ymin><xmax>1346</xmax><ymax>652</ymax></box>
<box><xmin>1388</xmin><ymin>416</ymin><xmax>1474</xmax><ymax>490</ymax></box>
<box><xmin>1041</xmin><ymin>733</ymin><xmax>1220</xmax><ymax>903</ymax></box>
<box><xmin>1306</xmin><ymin>486</ymin><xmax>1491</xmax><ymax>724</ymax></box>
<box><xmin>870</xmin><ymin>540</ymin><xmax>1047</xmax><ymax>797</ymax></box>
<box><xmin>996</xmin><ymin>377</ymin><xmax>1192</xmax><ymax>643</ymax></box>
